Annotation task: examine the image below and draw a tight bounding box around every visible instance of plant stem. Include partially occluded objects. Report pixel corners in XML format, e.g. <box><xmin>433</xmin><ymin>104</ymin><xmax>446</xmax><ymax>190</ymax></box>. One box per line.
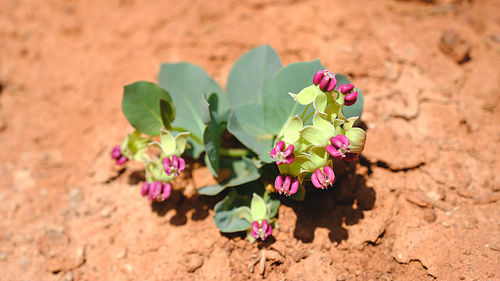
<box><xmin>219</xmin><ymin>148</ymin><xmax>250</xmax><ymax>157</ymax></box>
<box><xmin>303</xmin><ymin>110</ymin><xmax>315</xmax><ymax>123</ymax></box>
<box><xmin>300</xmin><ymin>104</ymin><xmax>310</xmax><ymax>120</ymax></box>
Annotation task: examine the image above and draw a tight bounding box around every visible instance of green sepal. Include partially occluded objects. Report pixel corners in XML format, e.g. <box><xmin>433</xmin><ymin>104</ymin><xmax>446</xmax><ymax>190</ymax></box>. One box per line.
<box><xmin>282</xmin><ymin>115</ymin><xmax>303</xmax><ymax>144</ymax></box>
<box><xmin>120</xmin><ymin>130</ymin><xmax>149</xmax><ymax>161</ymax></box>
<box><xmin>250</xmin><ymin>193</ymin><xmax>267</xmax><ymax>221</ymax></box>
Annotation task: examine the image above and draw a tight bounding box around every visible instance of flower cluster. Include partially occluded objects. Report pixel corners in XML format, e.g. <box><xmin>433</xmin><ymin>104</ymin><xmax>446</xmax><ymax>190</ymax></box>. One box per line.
<box><xmin>269</xmin><ymin>69</ymin><xmax>366</xmax><ymax>195</ymax></box>
<box><xmin>111</xmin><ymin>130</ymin><xmax>189</xmax><ymax>202</ymax></box>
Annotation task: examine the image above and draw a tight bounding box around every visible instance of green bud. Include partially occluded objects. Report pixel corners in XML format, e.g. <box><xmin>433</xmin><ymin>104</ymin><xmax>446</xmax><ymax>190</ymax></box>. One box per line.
<box><xmin>345</xmin><ymin>127</ymin><xmax>366</xmax><ymax>154</ymax></box>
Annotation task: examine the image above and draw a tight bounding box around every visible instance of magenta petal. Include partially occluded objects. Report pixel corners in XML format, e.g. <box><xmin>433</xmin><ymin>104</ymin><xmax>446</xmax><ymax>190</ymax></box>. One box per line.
<box><xmin>276</xmin><ymin>140</ymin><xmax>285</xmax><ymax>152</ymax></box>
<box><xmin>116</xmin><ymin>156</ymin><xmax>128</xmax><ymax>165</ymax></box>
<box><xmin>282</xmin><ymin>144</ymin><xmax>294</xmax><ymax>157</ymax></box>
<box><xmin>319</xmin><ymin>76</ymin><xmax>330</xmax><ymax>90</ymax></box>
<box><xmin>252</xmin><ymin>221</ymin><xmax>259</xmax><ymax>233</ymax></box>
<box><xmin>326</xmin><ymin>76</ymin><xmax>337</xmax><ymax>92</ymax></box>
<box><xmin>311</xmin><ymin>172</ymin><xmax>321</xmax><ymax>188</ymax></box>
<box><xmin>283</xmin><ymin>154</ymin><xmax>295</xmax><ymax>165</ymax></box>
<box><xmin>141</xmin><ymin>182</ymin><xmax>149</xmax><ymax>196</ymax></box>
<box><xmin>326</xmin><ymin>145</ymin><xmax>344</xmax><ymax>159</ymax></box>
<box><xmin>335</xmin><ymin>134</ymin><xmax>350</xmax><ymax>147</ymax></box>
<box><xmin>338</xmin><ymin>84</ymin><xmax>354</xmax><ymax>94</ymax></box>
<box><xmin>282</xmin><ymin>176</ymin><xmax>292</xmax><ymax>194</ymax></box>
<box><xmin>111</xmin><ymin>146</ymin><xmax>122</xmax><ymax>159</ymax></box>
<box><xmin>265</xmin><ymin>223</ymin><xmax>273</xmax><ymax>237</ymax></box>
<box><xmin>344</xmin><ymin>91</ymin><xmax>358</xmax><ymax>106</ymax></box>
<box><xmin>313</xmin><ymin>70</ymin><xmax>327</xmax><ymax>85</ymax></box>
<box><xmin>289</xmin><ymin>179</ymin><xmax>299</xmax><ymax>195</ymax></box>
<box><xmin>323</xmin><ymin>166</ymin><xmax>335</xmax><ymax>185</ymax></box>
<box><xmin>315</xmin><ymin>169</ymin><xmax>327</xmax><ymax>187</ymax></box>
<box><xmin>261</xmin><ymin>219</ymin><xmax>269</xmax><ymax>234</ymax></box>
<box><xmin>162</xmin><ymin>182</ymin><xmax>172</xmax><ymax>200</ymax></box>
<box><xmin>178</xmin><ymin>157</ymin><xmax>186</xmax><ymax>172</ymax></box>
<box><xmin>163</xmin><ymin>157</ymin><xmax>171</xmax><ymax>175</ymax></box>
<box><xmin>274</xmin><ymin>175</ymin><xmax>284</xmax><ymax>193</ymax></box>
<box><xmin>270</xmin><ymin>147</ymin><xmax>278</xmax><ymax>158</ymax></box>
<box><xmin>172</xmin><ymin>155</ymin><xmax>179</xmax><ymax>170</ymax></box>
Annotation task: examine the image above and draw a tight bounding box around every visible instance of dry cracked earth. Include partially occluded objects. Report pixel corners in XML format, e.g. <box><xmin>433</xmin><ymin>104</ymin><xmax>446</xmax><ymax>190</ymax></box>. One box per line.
<box><xmin>0</xmin><ymin>0</ymin><xmax>499</xmax><ymax>280</ymax></box>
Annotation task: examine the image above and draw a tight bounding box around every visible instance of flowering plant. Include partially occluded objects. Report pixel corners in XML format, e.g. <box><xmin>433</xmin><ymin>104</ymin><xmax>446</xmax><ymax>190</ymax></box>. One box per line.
<box><xmin>111</xmin><ymin>45</ymin><xmax>365</xmax><ymax>242</ymax></box>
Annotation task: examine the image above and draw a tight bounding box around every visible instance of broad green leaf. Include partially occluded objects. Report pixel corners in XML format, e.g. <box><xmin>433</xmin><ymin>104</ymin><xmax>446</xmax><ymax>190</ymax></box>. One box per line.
<box><xmin>122</xmin><ymin>81</ymin><xmax>173</xmax><ymax>136</ymax></box>
<box><xmin>159</xmin><ymin>99</ymin><xmax>175</xmax><ymax>129</ymax></box>
<box><xmin>203</xmin><ymin>93</ymin><xmax>225</xmax><ymax>176</ymax></box>
<box><xmin>227</xmin><ymin>105</ymin><xmax>275</xmax><ymax>157</ymax></box>
<box><xmin>226</xmin><ymin>45</ymin><xmax>282</xmax><ymax>107</ymax></box>
<box><xmin>213</xmin><ymin>189</ymin><xmax>252</xmax><ymax>233</ymax></box>
<box><xmin>197</xmin><ymin>158</ymin><xmax>260</xmax><ymax>196</ymax></box>
<box><xmin>263</xmin><ymin>60</ymin><xmax>325</xmax><ymax>135</ymax></box>
<box><xmin>158</xmin><ymin>63</ymin><xmax>228</xmax><ymax>158</ymax></box>
<box><xmin>250</xmin><ymin>193</ymin><xmax>267</xmax><ymax>221</ymax></box>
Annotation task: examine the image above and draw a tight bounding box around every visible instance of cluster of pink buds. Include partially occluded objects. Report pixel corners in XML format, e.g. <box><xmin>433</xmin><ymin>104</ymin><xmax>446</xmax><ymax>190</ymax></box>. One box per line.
<box><xmin>313</xmin><ymin>69</ymin><xmax>337</xmax><ymax>92</ymax></box>
<box><xmin>274</xmin><ymin>175</ymin><xmax>299</xmax><ymax>196</ymax></box>
<box><xmin>327</xmin><ymin>134</ymin><xmax>358</xmax><ymax>161</ymax></box>
<box><xmin>163</xmin><ymin>155</ymin><xmax>186</xmax><ymax>176</ymax></box>
<box><xmin>338</xmin><ymin>83</ymin><xmax>358</xmax><ymax>106</ymax></box>
<box><xmin>251</xmin><ymin>219</ymin><xmax>272</xmax><ymax>241</ymax></box>
<box><xmin>270</xmin><ymin>141</ymin><xmax>295</xmax><ymax>165</ymax></box>
<box><xmin>141</xmin><ymin>181</ymin><xmax>172</xmax><ymax>201</ymax></box>
<box><xmin>311</xmin><ymin>166</ymin><xmax>335</xmax><ymax>189</ymax></box>
<box><xmin>111</xmin><ymin>145</ymin><xmax>128</xmax><ymax>165</ymax></box>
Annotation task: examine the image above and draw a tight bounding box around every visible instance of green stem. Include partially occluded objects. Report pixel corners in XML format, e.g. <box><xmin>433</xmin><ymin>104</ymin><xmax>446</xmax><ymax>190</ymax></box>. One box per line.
<box><xmin>300</xmin><ymin>104</ymin><xmax>311</xmax><ymax>120</ymax></box>
<box><xmin>171</xmin><ymin>127</ymin><xmax>203</xmax><ymax>145</ymax></box>
<box><xmin>303</xmin><ymin>110</ymin><xmax>315</xmax><ymax>123</ymax></box>
<box><xmin>219</xmin><ymin>148</ymin><xmax>250</xmax><ymax>157</ymax></box>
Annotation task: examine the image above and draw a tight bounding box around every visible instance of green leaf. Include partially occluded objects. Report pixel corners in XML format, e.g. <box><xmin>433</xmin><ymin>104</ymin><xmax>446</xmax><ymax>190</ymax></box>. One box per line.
<box><xmin>159</xmin><ymin>99</ymin><xmax>175</xmax><ymax>130</ymax></box>
<box><xmin>158</xmin><ymin>63</ymin><xmax>228</xmax><ymax>158</ymax></box>
<box><xmin>226</xmin><ymin>45</ymin><xmax>282</xmax><ymax>107</ymax></box>
<box><xmin>197</xmin><ymin>158</ymin><xmax>260</xmax><ymax>196</ymax></box>
<box><xmin>213</xmin><ymin>189</ymin><xmax>252</xmax><ymax>233</ymax></box>
<box><xmin>263</xmin><ymin>192</ymin><xmax>280</xmax><ymax>218</ymax></box>
<box><xmin>122</xmin><ymin>81</ymin><xmax>173</xmax><ymax>136</ymax></box>
<box><xmin>263</xmin><ymin>60</ymin><xmax>325</xmax><ymax>135</ymax></box>
<box><xmin>203</xmin><ymin>93</ymin><xmax>225</xmax><ymax>176</ymax></box>
<box><xmin>227</xmin><ymin>105</ymin><xmax>275</xmax><ymax>157</ymax></box>
<box><xmin>250</xmin><ymin>193</ymin><xmax>267</xmax><ymax>221</ymax></box>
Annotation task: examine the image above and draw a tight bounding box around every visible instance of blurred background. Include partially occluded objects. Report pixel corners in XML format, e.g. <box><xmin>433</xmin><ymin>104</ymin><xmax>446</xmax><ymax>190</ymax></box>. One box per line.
<box><xmin>0</xmin><ymin>0</ymin><xmax>499</xmax><ymax>280</ymax></box>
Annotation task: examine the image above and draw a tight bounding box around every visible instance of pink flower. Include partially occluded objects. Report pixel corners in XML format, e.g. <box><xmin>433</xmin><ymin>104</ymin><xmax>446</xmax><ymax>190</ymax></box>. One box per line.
<box><xmin>313</xmin><ymin>69</ymin><xmax>337</xmax><ymax>92</ymax></box>
<box><xmin>274</xmin><ymin>175</ymin><xmax>300</xmax><ymax>196</ymax></box>
<box><xmin>163</xmin><ymin>155</ymin><xmax>186</xmax><ymax>176</ymax></box>
<box><xmin>311</xmin><ymin>166</ymin><xmax>336</xmax><ymax>189</ymax></box>
<box><xmin>270</xmin><ymin>140</ymin><xmax>295</xmax><ymax>165</ymax></box>
<box><xmin>142</xmin><ymin>181</ymin><xmax>172</xmax><ymax>201</ymax></box>
<box><xmin>251</xmin><ymin>219</ymin><xmax>273</xmax><ymax>241</ymax></box>
<box><xmin>337</xmin><ymin>83</ymin><xmax>358</xmax><ymax>106</ymax></box>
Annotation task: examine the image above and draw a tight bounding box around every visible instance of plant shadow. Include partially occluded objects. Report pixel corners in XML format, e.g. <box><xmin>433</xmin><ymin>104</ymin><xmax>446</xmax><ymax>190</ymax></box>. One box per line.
<box><xmin>282</xmin><ymin>159</ymin><xmax>375</xmax><ymax>244</ymax></box>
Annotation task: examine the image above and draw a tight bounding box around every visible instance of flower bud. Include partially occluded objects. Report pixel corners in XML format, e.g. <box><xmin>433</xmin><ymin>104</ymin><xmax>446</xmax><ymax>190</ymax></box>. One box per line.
<box><xmin>326</xmin><ymin>76</ymin><xmax>337</xmax><ymax>92</ymax></box>
<box><xmin>344</xmin><ymin>90</ymin><xmax>358</xmax><ymax>106</ymax></box>
<box><xmin>338</xmin><ymin>84</ymin><xmax>354</xmax><ymax>94</ymax></box>
<box><xmin>313</xmin><ymin>70</ymin><xmax>327</xmax><ymax>85</ymax></box>
<box><xmin>319</xmin><ymin>75</ymin><xmax>331</xmax><ymax>90</ymax></box>
<box><xmin>116</xmin><ymin>156</ymin><xmax>128</xmax><ymax>165</ymax></box>
<box><xmin>344</xmin><ymin>127</ymin><xmax>366</xmax><ymax>154</ymax></box>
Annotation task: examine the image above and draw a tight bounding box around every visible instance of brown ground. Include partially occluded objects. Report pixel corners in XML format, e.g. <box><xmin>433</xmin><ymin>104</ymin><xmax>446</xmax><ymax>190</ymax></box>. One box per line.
<box><xmin>1</xmin><ymin>0</ymin><xmax>499</xmax><ymax>280</ymax></box>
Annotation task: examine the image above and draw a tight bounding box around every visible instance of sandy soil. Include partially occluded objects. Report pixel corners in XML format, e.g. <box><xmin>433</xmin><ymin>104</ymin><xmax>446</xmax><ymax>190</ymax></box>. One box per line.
<box><xmin>1</xmin><ymin>0</ymin><xmax>499</xmax><ymax>280</ymax></box>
